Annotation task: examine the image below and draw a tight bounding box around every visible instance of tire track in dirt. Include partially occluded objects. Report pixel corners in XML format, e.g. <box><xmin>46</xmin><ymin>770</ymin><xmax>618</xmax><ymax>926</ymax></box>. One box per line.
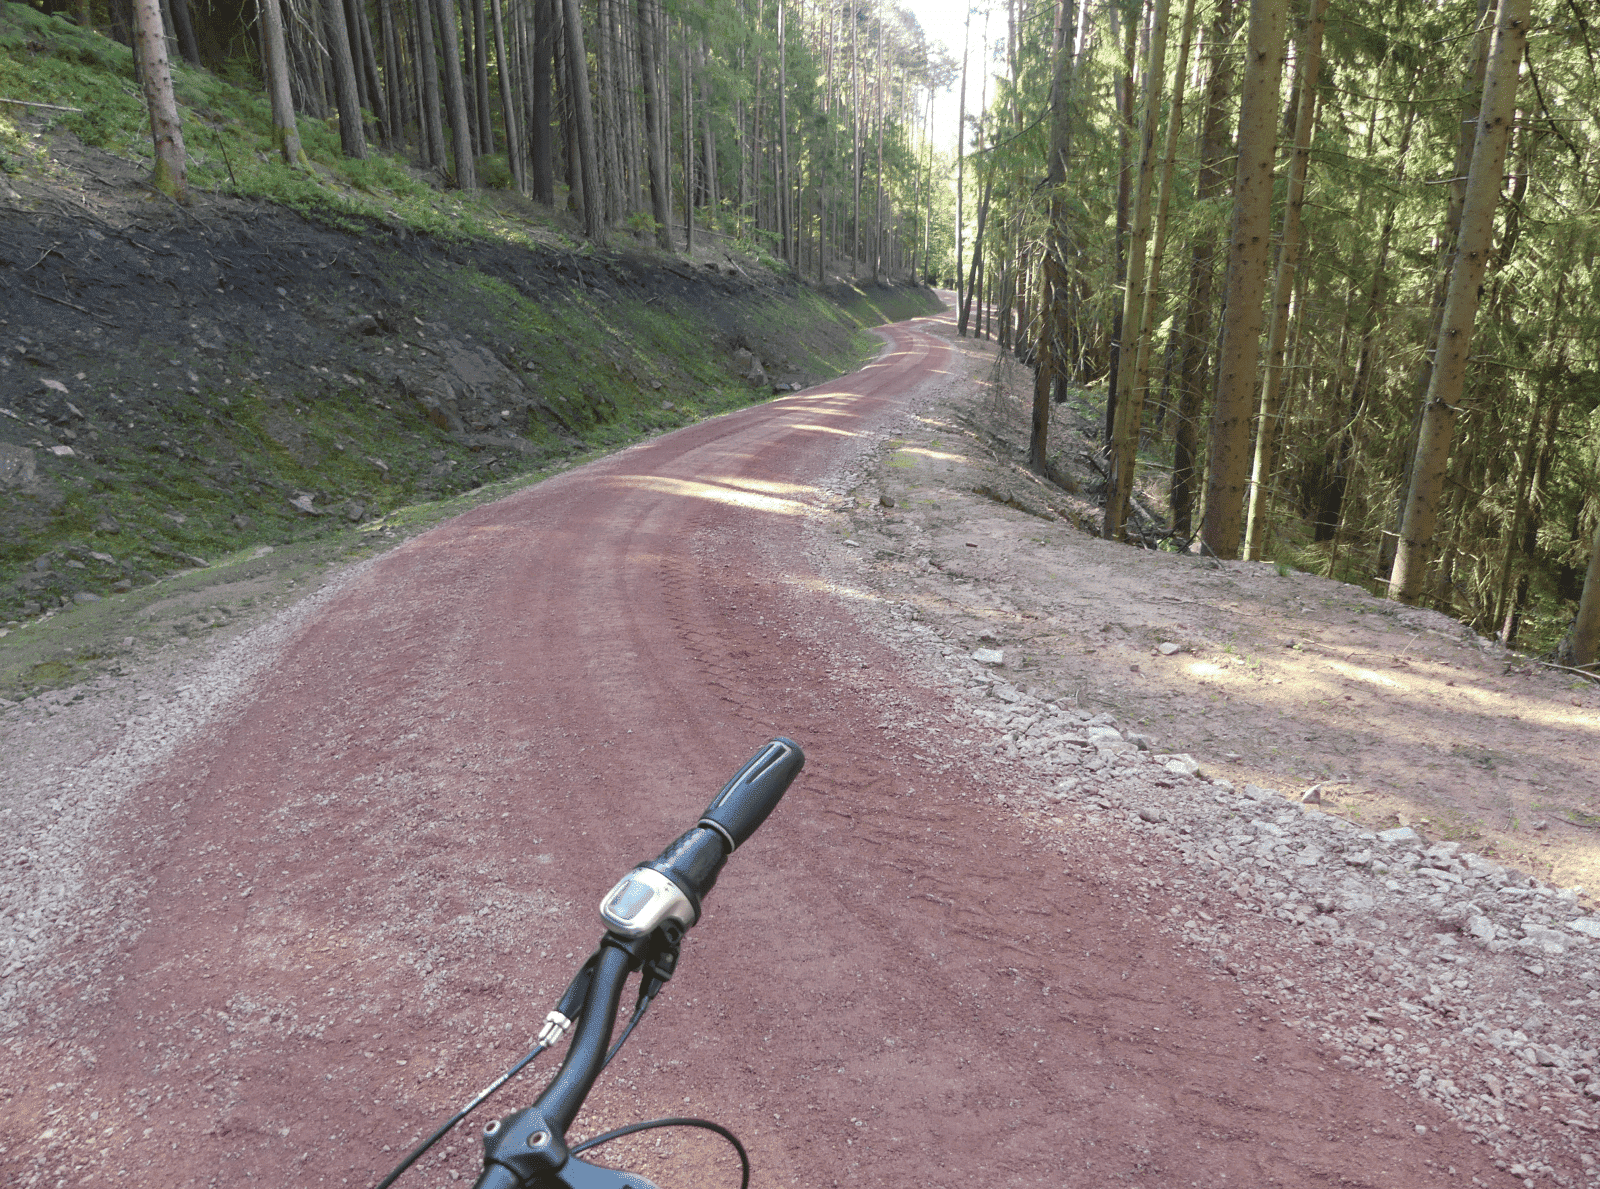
<box><xmin>0</xmin><ymin>312</ymin><xmax>1512</xmax><ymax>1188</ymax></box>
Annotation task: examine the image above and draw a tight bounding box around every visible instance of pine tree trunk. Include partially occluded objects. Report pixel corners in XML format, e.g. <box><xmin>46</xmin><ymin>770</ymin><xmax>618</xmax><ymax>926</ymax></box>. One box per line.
<box><xmin>954</xmin><ymin>4</ymin><xmax>968</xmax><ymax>305</ymax></box>
<box><xmin>261</xmin><ymin>0</ymin><xmax>306</xmax><ymax>166</ymax></box>
<box><xmin>1492</xmin><ymin>383</ymin><xmax>1554</xmax><ymax>643</ymax></box>
<box><xmin>1198</xmin><ymin>0</ymin><xmax>1289</xmax><ymax>558</ymax></box>
<box><xmin>1317</xmin><ymin>75</ymin><xmax>1419</xmax><ymax>547</ymax></box>
<box><xmin>530</xmin><ymin>0</ymin><xmax>555</xmax><ymax>202</ymax></box>
<box><xmin>698</xmin><ymin>37</ymin><xmax>718</xmax><ymax>222</ymax></box>
<box><xmin>1241</xmin><ymin>0</ymin><xmax>1326</xmax><ymax>559</ymax></box>
<box><xmin>416</xmin><ymin>0</ymin><xmax>448</xmax><ymax>171</ymax></box>
<box><xmin>492</xmin><ymin>0</ymin><xmax>524</xmax><ymax>187</ymax></box>
<box><xmin>131</xmin><ymin>0</ymin><xmax>187</xmax><ymax>199</ymax></box>
<box><xmin>871</xmin><ymin>9</ymin><xmax>884</xmax><ymax>282</ymax></box>
<box><xmin>350</xmin><ymin>0</ymin><xmax>391</xmax><ymax>146</ymax></box>
<box><xmin>1103</xmin><ymin>4</ymin><xmax>1138</xmax><ymax>443</ymax></box>
<box><xmin>595</xmin><ymin>0</ymin><xmax>621</xmax><ymax>220</ymax></box>
<box><xmin>435</xmin><ymin>0</ymin><xmax>478</xmax><ymax>185</ymax></box>
<box><xmin>1104</xmin><ymin>0</ymin><xmax>1173</xmax><ymax>541</ymax></box>
<box><xmin>378</xmin><ymin>0</ymin><xmax>407</xmax><ymax>153</ymax></box>
<box><xmin>1128</xmin><ymin>0</ymin><xmax>1197</xmax><ymax>443</ymax></box>
<box><xmin>1028</xmin><ymin>0</ymin><xmax>1077</xmax><ymax>472</ymax></box>
<box><xmin>323</xmin><ymin>0</ymin><xmax>368</xmax><ymax>158</ymax></box>
<box><xmin>681</xmin><ymin>28</ymin><xmax>694</xmax><ymax>251</ymax></box>
<box><xmin>562</xmin><ymin>0</ymin><xmax>604</xmax><ymax>241</ymax></box>
<box><xmin>634</xmin><ymin>0</ymin><xmax>673</xmax><ymax>248</ymax></box>
<box><xmin>1388</xmin><ymin>0</ymin><xmax>1529</xmax><ymax>602</ymax></box>
<box><xmin>778</xmin><ymin>0</ymin><xmax>790</xmax><ymax>265</ymax></box>
<box><xmin>168</xmin><ymin>0</ymin><xmax>201</xmax><ymax>65</ymax></box>
<box><xmin>1170</xmin><ymin>0</ymin><xmax>1236</xmax><ymax>541</ymax></box>
<box><xmin>471</xmin><ymin>0</ymin><xmax>495</xmax><ymax>153</ymax></box>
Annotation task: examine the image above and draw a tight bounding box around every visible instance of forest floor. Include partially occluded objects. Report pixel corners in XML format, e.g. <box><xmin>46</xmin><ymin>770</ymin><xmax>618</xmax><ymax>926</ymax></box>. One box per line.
<box><xmin>835</xmin><ymin>328</ymin><xmax>1600</xmax><ymax>902</ymax></box>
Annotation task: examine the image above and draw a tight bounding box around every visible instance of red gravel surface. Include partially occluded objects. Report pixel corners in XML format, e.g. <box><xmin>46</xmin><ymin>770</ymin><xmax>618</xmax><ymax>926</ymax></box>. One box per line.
<box><xmin>4</xmin><ymin>310</ymin><xmax>1510</xmax><ymax>1188</ymax></box>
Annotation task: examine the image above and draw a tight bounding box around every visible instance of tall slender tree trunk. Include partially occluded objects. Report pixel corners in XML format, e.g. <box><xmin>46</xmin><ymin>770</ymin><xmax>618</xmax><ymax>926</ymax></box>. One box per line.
<box><xmin>470</xmin><ymin>0</ymin><xmax>495</xmax><ymax>153</ymax></box>
<box><xmin>131</xmin><ymin>0</ymin><xmax>187</xmax><ymax>200</ymax></box>
<box><xmin>682</xmin><ymin>29</ymin><xmax>694</xmax><ymax>251</ymax></box>
<box><xmin>1316</xmin><ymin>74</ymin><xmax>1419</xmax><ymax>547</ymax></box>
<box><xmin>1129</xmin><ymin>0</ymin><xmax>1197</xmax><ymax>445</ymax></box>
<box><xmin>436</xmin><ymin>0</ymin><xmax>477</xmax><ymax>186</ymax></box>
<box><xmin>530</xmin><ymin>0</ymin><xmax>555</xmax><ymax>203</ymax></box>
<box><xmin>1198</xmin><ymin>0</ymin><xmax>1289</xmax><ymax>558</ymax></box>
<box><xmin>491</xmin><ymin>0</ymin><xmax>523</xmax><ymax>187</ymax></box>
<box><xmin>261</xmin><ymin>0</ymin><xmax>306</xmax><ymax>166</ymax></box>
<box><xmin>1379</xmin><ymin>0</ymin><xmax>1496</xmax><ymax>582</ymax></box>
<box><xmin>871</xmin><ymin>7</ymin><xmax>885</xmax><ymax>282</ymax></box>
<box><xmin>1105</xmin><ymin>0</ymin><xmax>1173</xmax><ymax>541</ymax></box>
<box><xmin>1028</xmin><ymin>0</ymin><xmax>1077</xmax><ymax>472</ymax></box>
<box><xmin>954</xmin><ymin>4</ymin><xmax>969</xmax><ymax>302</ymax></box>
<box><xmin>1241</xmin><ymin>0</ymin><xmax>1327</xmax><ymax>559</ymax></box>
<box><xmin>778</xmin><ymin>0</ymin><xmax>791</xmax><ymax>264</ymax></box>
<box><xmin>378</xmin><ymin>0</ymin><xmax>406</xmax><ymax>153</ymax></box>
<box><xmin>416</xmin><ymin>0</ymin><xmax>448</xmax><ymax>171</ymax></box>
<box><xmin>1494</xmin><ymin>380</ymin><xmax>1560</xmax><ymax>644</ymax></box>
<box><xmin>168</xmin><ymin>0</ymin><xmax>201</xmax><ymax>65</ymax></box>
<box><xmin>323</xmin><ymin>0</ymin><xmax>368</xmax><ymax>158</ymax></box>
<box><xmin>562</xmin><ymin>0</ymin><xmax>604</xmax><ymax>240</ymax></box>
<box><xmin>350</xmin><ymin>0</ymin><xmax>391</xmax><ymax>146</ymax></box>
<box><xmin>1103</xmin><ymin>2</ymin><xmax>1138</xmax><ymax>442</ymax></box>
<box><xmin>1169</xmin><ymin>0</ymin><xmax>1235</xmax><ymax>540</ymax></box>
<box><xmin>1388</xmin><ymin>0</ymin><xmax>1529</xmax><ymax>602</ymax></box>
<box><xmin>635</xmin><ymin>0</ymin><xmax>674</xmax><ymax>249</ymax></box>
<box><xmin>595</xmin><ymin>0</ymin><xmax>622</xmax><ymax>220</ymax></box>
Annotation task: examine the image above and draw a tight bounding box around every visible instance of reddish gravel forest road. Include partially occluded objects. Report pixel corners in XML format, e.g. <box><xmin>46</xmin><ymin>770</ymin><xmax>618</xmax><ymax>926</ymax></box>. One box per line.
<box><xmin>5</xmin><ymin>309</ymin><xmax>1506</xmax><ymax>1189</ymax></box>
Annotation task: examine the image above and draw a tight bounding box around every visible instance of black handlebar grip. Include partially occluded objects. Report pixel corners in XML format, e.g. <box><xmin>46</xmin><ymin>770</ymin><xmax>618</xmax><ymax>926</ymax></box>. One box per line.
<box><xmin>697</xmin><ymin>737</ymin><xmax>804</xmax><ymax>851</ymax></box>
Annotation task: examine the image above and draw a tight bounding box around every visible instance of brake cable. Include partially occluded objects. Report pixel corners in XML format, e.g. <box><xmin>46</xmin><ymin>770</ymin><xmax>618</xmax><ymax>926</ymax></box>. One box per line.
<box><xmin>571</xmin><ymin>1117</ymin><xmax>750</xmax><ymax>1189</ymax></box>
<box><xmin>373</xmin><ymin>951</ymin><xmax>605</xmax><ymax>1189</ymax></box>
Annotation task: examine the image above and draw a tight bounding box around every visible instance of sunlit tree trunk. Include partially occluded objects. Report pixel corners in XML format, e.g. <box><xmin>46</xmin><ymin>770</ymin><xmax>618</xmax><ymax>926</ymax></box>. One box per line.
<box><xmin>1378</xmin><ymin>0</ymin><xmax>1495</xmax><ymax>582</ymax></box>
<box><xmin>1242</xmin><ymin>0</ymin><xmax>1326</xmax><ymax>559</ymax></box>
<box><xmin>1170</xmin><ymin>0</ymin><xmax>1235</xmax><ymax>540</ymax></box>
<box><xmin>1198</xmin><ymin>0</ymin><xmax>1289</xmax><ymax>557</ymax></box>
<box><xmin>1388</xmin><ymin>0</ymin><xmax>1530</xmax><ymax>602</ymax></box>
<box><xmin>1028</xmin><ymin>0</ymin><xmax>1077</xmax><ymax>472</ymax></box>
<box><xmin>1105</xmin><ymin>0</ymin><xmax>1172</xmax><ymax>541</ymax></box>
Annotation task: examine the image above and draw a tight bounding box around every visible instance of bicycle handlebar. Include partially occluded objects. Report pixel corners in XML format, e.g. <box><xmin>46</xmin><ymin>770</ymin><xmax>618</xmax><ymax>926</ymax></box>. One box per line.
<box><xmin>697</xmin><ymin>737</ymin><xmax>804</xmax><ymax>851</ymax></box>
<box><xmin>472</xmin><ymin>737</ymin><xmax>805</xmax><ymax>1189</ymax></box>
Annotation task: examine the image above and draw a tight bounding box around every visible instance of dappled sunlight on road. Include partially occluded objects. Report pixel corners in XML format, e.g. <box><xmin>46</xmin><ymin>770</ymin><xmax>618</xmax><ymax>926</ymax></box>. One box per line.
<box><xmin>602</xmin><ymin>474</ymin><xmax>816</xmax><ymax>517</ymax></box>
<box><xmin>894</xmin><ymin>445</ymin><xmax>971</xmax><ymax>463</ymax></box>
<box><xmin>779</xmin><ymin>421</ymin><xmax>863</xmax><ymax>438</ymax></box>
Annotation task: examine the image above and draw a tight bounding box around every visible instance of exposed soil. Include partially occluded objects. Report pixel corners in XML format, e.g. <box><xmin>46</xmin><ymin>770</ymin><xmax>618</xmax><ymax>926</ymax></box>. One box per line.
<box><xmin>5</xmin><ymin>301</ymin><xmax>1599</xmax><ymax>1189</ymax></box>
